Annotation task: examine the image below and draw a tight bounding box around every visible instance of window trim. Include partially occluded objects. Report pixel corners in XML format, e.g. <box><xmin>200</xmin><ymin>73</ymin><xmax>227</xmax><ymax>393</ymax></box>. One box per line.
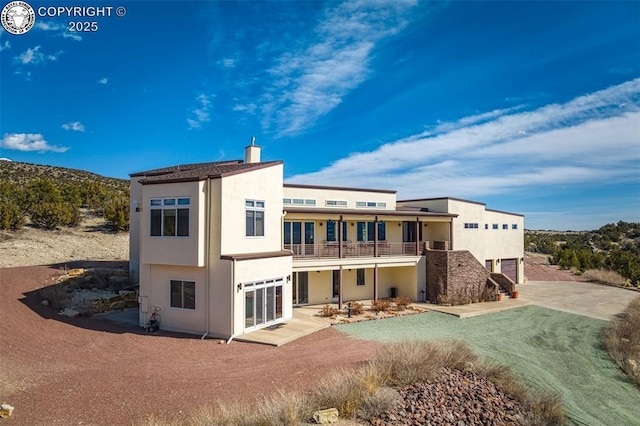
<box><xmin>170</xmin><ymin>279</ymin><xmax>196</xmax><ymax>310</ymax></box>
<box><xmin>355</xmin><ymin>201</ymin><xmax>387</xmax><ymax>209</ymax></box>
<box><xmin>150</xmin><ymin>197</ymin><xmax>190</xmax><ymax>237</ymax></box>
<box><xmin>246</xmin><ymin>199</ymin><xmax>265</xmax><ymax>237</ymax></box>
<box><xmin>464</xmin><ymin>223</ymin><xmax>479</xmax><ymax>229</ymax></box>
<box><xmin>326</xmin><ymin>200</ymin><xmax>348</xmax><ymax>207</ymax></box>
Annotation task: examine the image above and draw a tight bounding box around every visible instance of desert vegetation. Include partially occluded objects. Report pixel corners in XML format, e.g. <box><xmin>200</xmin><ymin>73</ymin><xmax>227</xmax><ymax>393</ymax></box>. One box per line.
<box><xmin>605</xmin><ymin>296</ymin><xmax>640</xmax><ymax>387</ymax></box>
<box><xmin>525</xmin><ymin>222</ymin><xmax>640</xmax><ymax>286</ymax></box>
<box><xmin>139</xmin><ymin>340</ymin><xmax>564</xmax><ymax>425</ymax></box>
<box><xmin>0</xmin><ymin>161</ymin><xmax>129</xmax><ymax>232</ymax></box>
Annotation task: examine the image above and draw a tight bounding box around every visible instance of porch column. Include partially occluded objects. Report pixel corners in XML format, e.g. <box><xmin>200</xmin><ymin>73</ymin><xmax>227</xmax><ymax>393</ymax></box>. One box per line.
<box><xmin>373</xmin><ymin>264</ymin><xmax>378</xmax><ymax>301</ymax></box>
<box><xmin>338</xmin><ymin>265</ymin><xmax>343</xmax><ymax>309</ymax></box>
<box><xmin>338</xmin><ymin>215</ymin><xmax>343</xmax><ymax>259</ymax></box>
<box><xmin>374</xmin><ymin>216</ymin><xmax>378</xmax><ymax>257</ymax></box>
<box><xmin>449</xmin><ymin>219</ymin><xmax>454</xmax><ymax>250</ymax></box>
<box><xmin>415</xmin><ymin>217</ymin><xmax>420</xmax><ymax>255</ymax></box>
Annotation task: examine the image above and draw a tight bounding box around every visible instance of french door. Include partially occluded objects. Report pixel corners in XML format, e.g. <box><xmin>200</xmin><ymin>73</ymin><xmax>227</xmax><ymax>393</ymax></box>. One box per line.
<box><xmin>244</xmin><ymin>278</ymin><xmax>284</xmax><ymax>331</ymax></box>
<box><xmin>292</xmin><ymin>272</ymin><xmax>309</xmax><ymax>305</ymax></box>
<box><xmin>284</xmin><ymin>221</ymin><xmax>315</xmax><ymax>256</ymax></box>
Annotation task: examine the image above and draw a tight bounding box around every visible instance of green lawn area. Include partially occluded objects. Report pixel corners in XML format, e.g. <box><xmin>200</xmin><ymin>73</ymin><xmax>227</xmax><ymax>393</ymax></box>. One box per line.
<box><xmin>336</xmin><ymin>305</ymin><xmax>640</xmax><ymax>426</ymax></box>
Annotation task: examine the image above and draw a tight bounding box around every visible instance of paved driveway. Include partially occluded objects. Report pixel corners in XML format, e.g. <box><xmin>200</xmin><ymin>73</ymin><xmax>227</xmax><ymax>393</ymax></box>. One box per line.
<box><xmin>518</xmin><ymin>280</ymin><xmax>639</xmax><ymax>321</ymax></box>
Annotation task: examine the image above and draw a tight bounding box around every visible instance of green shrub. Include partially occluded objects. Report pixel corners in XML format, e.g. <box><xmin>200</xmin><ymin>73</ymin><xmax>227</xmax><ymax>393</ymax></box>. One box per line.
<box><xmin>104</xmin><ymin>194</ymin><xmax>130</xmax><ymax>231</ymax></box>
<box><xmin>0</xmin><ymin>198</ymin><xmax>25</xmax><ymax>230</ymax></box>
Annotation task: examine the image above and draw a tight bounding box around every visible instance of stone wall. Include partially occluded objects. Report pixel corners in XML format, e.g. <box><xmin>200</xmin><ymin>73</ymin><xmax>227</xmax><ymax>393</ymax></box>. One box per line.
<box><xmin>426</xmin><ymin>249</ymin><xmax>498</xmax><ymax>305</ymax></box>
<box><xmin>491</xmin><ymin>272</ymin><xmax>515</xmax><ymax>295</ymax></box>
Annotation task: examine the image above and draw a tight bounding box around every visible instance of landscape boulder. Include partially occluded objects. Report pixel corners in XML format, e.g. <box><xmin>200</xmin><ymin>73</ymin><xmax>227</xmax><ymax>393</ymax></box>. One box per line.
<box><xmin>0</xmin><ymin>404</ymin><xmax>14</xmax><ymax>418</ymax></box>
<box><xmin>312</xmin><ymin>408</ymin><xmax>339</xmax><ymax>424</ymax></box>
<box><xmin>60</xmin><ymin>308</ymin><xmax>80</xmax><ymax>318</ymax></box>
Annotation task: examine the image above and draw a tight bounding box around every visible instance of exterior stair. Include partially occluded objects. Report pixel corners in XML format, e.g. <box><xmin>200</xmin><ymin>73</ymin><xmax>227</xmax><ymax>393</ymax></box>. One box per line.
<box><xmin>498</xmin><ymin>288</ymin><xmax>511</xmax><ymax>300</ymax></box>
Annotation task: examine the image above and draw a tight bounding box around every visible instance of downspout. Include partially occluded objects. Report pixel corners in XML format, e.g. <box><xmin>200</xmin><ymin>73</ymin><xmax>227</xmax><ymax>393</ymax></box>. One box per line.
<box><xmin>227</xmin><ymin>258</ymin><xmax>236</xmax><ymax>344</ymax></box>
<box><xmin>281</xmin><ymin>211</ymin><xmax>287</xmax><ymax>251</ymax></box>
<box><xmin>449</xmin><ymin>218</ymin><xmax>454</xmax><ymax>250</ymax></box>
<box><xmin>201</xmin><ymin>178</ymin><xmax>212</xmax><ymax>340</ymax></box>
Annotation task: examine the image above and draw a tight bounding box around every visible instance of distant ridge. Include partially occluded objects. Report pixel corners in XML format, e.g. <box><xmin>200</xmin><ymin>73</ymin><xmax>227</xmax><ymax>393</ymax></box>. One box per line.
<box><xmin>0</xmin><ymin>161</ymin><xmax>128</xmax><ymax>189</ymax></box>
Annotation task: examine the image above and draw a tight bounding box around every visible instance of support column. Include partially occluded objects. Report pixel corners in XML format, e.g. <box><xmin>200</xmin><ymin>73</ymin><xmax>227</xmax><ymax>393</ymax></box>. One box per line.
<box><xmin>373</xmin><ymin>264</ymin><xmax>379</xmax><ymax>301</ymax></box>
<box><xmin>338</xmin><ymin>215</ymin><xmax>343</xmax><ymax>259</ymax></box>
<box><xmin>338</xmin><ymin>265</ymin><xmax>343</xmax><ymax>309</ymax></box>
<box><xmin>415</xmin><ymin>217</ymin><xmax>420</xmax><ymax>255</ymax></box>
<box><xmin>449</xmin><ymin>219</ymin><xmax>454</xmax><ymax>250</ymax></box>
<box><xmin>374</xmin><ymin>216</ymin><xmax>378</xmax><ymax>257</ymax></box>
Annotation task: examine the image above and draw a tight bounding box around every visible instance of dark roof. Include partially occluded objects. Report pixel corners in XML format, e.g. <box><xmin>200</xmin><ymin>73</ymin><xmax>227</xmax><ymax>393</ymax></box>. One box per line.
<box><xmin>398</xmin><ymin>196</ymin><xmax>486</xmax><ymax>206</ymax></box>
<box><xmin>130</xmin><ymin>160</ymin><xmax>283</xmax><ymax>185</ymax></box>
<box><xmin>485</xmin><ymin>208</ymin><xmax>525</xmax><ymax>218</ymax></box>
<box><xmin>284</xmin><ymin>183</ymin><xmax>396</xmax><ymax>194</ymax></box>
<box><xmin>283</xmin><ymin>207</ymin><xmax>456</xmax><ymax>219</ymax></box>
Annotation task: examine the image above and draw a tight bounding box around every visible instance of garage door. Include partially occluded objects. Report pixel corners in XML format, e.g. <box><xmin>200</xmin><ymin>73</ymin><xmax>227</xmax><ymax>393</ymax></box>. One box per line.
<box><xmin>501</xmin><ymin>258</ymin><xmax>517</xmax><ymax>282</ymax></box>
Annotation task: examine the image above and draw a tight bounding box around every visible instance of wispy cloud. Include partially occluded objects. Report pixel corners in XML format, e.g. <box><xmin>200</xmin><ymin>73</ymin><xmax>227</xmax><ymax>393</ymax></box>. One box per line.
<box><xmin>251</xmin><ymin>0</ymin><xmax>418</xmax><ymax>137</ymax></box>
<box><xmin>187</xmin><ymin>94</ymin><xmax>212</xmax><ymax>129</ymax></box>
<box><xmin>0</xmin><ymin>40</ymin><xmax>9</xmax><ymax>52</ymax></box>
<box><xmin>288</xmin><ymin>79</ymin><xmax>640</xmax><ymax>199</ymax></box>
<box><xmin>219</xmin><ymin>58</ymin><xmax>236</xmax><ymax>68</ymax></box>
<box><xmin>36</xmin><ymin>21</ymin><xmax>82</xmax><ymax>41</ymax></box>
<box><xmin>62</xmin><ymin>121</ymin><xmax>85</xmax><ymax>132</ymax></box>
<box><xmin>14</xmin><ymin>46</ymin><xmax>61</xmax><ymax>65</ymax></box>
<box><xmin>98</xmin><ymin>77</ymin><xmax>108</xmax><ymax>85</ymax></box>
<box><xmin>1</xmin><ymin>133</ymin><xmax>68</xmax><ymax>153</ymax></box>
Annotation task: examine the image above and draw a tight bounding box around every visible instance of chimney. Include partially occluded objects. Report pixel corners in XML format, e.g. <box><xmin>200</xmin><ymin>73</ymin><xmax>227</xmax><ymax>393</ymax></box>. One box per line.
<box><xmin>244</xmin><ymin>136</ymin><xmax>261</xmax><ymax>164</ymax></box>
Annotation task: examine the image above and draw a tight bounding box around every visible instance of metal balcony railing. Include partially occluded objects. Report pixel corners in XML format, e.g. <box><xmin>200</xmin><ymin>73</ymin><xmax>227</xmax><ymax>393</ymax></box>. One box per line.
<box><xmin>285</xmin><ymin>241</ymin><xmax>423</xmax><ymax>259</ymax></box>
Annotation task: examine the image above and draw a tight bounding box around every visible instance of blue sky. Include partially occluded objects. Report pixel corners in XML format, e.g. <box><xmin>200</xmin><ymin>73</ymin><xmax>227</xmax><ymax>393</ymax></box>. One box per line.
<box><xmin>1</xmin><ymin>0</ymin><xmax>639</xmax><ymax>230</ymax></box>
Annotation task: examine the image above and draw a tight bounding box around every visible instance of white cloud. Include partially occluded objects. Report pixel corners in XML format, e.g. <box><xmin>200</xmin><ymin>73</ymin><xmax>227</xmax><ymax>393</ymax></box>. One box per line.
<box><xmin>98</xmin><ymin>77</ymin><xmax>108</xmax><ymax>85</ymax></box>
<box><xmin>288</xmin><ymin>79</ymin><xmax>640</xmax><ymax>199</ymax></box>
<box><xmin>35</xmin><ymin>21</ymin><xmax>64</xmax><ymax>31</ymax></box>
<box><xmin>1</xmin><ymin>133</ymin><xmax>68</xmax><ymax>153</ymax></box>
<box><xmin>14</xmin><ymin>46</ymin><xmax>61</xmax><ymax>65</ymax></box>
<box><xmin>187</xmin><ymin>94</ymin><xmax>213</xmax><ymax>129</ymax></box>
<box><xmin>219</xmin><ymin>58</ymin><xmax>236</xmax><ymax>68</ymax></box>
<box><xmin>0</xmin><ymin>40</ymin><xmax>10</xmax><ymax>51</ymax></box>
<box><xmin>256</xmin><ymin>0</ymin><xmax>418</xmax><ymax>137</ymax></box>
<box><xmin>36</xmin><ymin>21</ymin><xmax>82</xmax><ymax>41</ymax></box>
<box><xmin>62</xmin><ymin>121</ymin><xmax>85</xmax><ymax>132</ymax></box>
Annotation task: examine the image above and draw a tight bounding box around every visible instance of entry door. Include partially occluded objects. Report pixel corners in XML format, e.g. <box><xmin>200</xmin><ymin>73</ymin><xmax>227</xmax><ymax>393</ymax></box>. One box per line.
<box><xmin>293</xmin><ymin>272</ymin><xmax>309</xmax><ymax>305</ymax></box>
<box><xmin>244</xmin><ymin>279</ymin><xmax>284</xmax><ymax>331</ymax></box>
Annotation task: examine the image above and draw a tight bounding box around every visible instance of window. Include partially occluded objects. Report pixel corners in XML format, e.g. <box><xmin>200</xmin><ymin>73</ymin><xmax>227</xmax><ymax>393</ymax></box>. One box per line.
<box><xmin>326</xmin><ymin>220</ymin><xmax>348</xmax><ymax>241</ymax></box>
<box><xmin>356</xmin><ymin>201</ymin><xmax>386</xmax><ymax>208</ymax></box>
<box><xmin>357</xmin><ymin>269</ymin><xmax>365</xmax><ymax>286</ymax></box>
<box><xmin>170</xmin><ymin>280</ymin><xmax>195</xmax><ymax>309</ymax></box>
<box><xmin>150</xmin><ymin>198</ymin><xmax>190</xmax><ymax>237</ymax></box>
<box><xmin>464</xmin><ymin>223</ymin><xmax>479</xmax><ymax>229</ymax></box>
<box><xmin>284</xmin><ymin>198</ymin><xmax>316</xmax><ymax>206</ymax></box>
<box><xmin>512</xmin><ymin>224</ymin><xmax>518</xmax><ymax>230</ymax></box>
<box><xmin>326</xmin><ymin>200</ymin><xmax>348</xmax><ymax>207</ymax></box>
<box><xmin>492</xmin><ymin>224</ymin><xmax>499</xmax><ymax>230</ymax></box>
<box><xmin>246</xmin><ymin>199</ymin><xmax>265</xmax><ymax>237</ymax></box>
<box><xmin>356</xmin><ymin>221</ymin><xmax>386</xmax><ymax>241</ymax></box>
<box><xmin>485</xmin><ymin>224</ymin><xmax>489</xmax><ymax>230</ymax></box>
<box><xmin>502</xmin><ymin>224</ymin><xmax>508</xmax><ymax>230</ymax></box>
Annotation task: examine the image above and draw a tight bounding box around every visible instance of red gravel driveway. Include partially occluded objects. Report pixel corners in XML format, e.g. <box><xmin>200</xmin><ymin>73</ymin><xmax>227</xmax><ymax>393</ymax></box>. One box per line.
<box><xmin>0</xmin><ymin>264</ymin><xmax>379</xmax><ymax>425</ymax></box>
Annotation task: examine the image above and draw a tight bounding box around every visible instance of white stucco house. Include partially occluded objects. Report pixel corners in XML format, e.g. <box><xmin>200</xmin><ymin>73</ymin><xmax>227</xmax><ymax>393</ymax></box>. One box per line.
<box><xmin>129</xmin><ymin>143</ymin><xmax>524</xmax><ymax>339</ymax></box>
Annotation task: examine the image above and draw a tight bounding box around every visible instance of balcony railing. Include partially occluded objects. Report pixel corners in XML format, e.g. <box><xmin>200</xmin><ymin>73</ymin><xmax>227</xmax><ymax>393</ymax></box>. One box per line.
<box><xmin>285</xmin><ymin>241</ymin><xmax>422</xmax><ymax>259</ymax></box>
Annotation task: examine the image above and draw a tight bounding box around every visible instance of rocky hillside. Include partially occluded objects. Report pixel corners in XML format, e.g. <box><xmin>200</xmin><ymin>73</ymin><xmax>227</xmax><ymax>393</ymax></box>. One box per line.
<box><xmin>0</xmin><ymin>159</ymin><xmax>128</xmax><ymax>190</ymax></box>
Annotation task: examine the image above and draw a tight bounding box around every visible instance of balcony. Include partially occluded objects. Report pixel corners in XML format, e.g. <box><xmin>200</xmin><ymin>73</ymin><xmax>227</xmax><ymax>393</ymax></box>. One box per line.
<box><xmin>286</xmin><ymin>241</ymin><xmax>423</xmax><ymax>259</ymax></box>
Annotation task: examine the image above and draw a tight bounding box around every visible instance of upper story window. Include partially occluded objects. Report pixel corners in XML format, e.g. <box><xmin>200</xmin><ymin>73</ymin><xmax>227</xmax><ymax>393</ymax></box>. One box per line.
<box><xmin>485</xmin><ymin>224</ymin><xmax>489</xmax><ymax>230</ymax></box>
<box><xmin>150</xmin><ymin>197</ymin><xmax>190</xmax><ymax>237</ymax></box>
<box><xmin>512</xmin><ymin>224</ymin><xmax>518</xmax><ymax>230</ymax></box>
<box><xmin>326</xmin><ymin>200</ymin><xmax>348</xmax><ymax>207</ymax></box>
<box><xmin>356</xmin><ymin>201</ymin><xmax>387</xmax><ymax>208</ymax></box>
<box><xmin>284</xmin><ymin>198</ymin><xmax>316</xmax><ymax>206</ymax></box>
<box><xmin>464</xmin><ymin>223</ymin><xmax>479</xmax><ymax>229</ymax></box>
<box><xmin>357</xmin><ymin>221</ymin><xmax>386</xmax><ymax>241</ymax></box>
<box><xmin>492</xmin><ymin>224</ymin><xmax>499</xmax><ymax>230</ymax></box>
<box><xmin>246</xmin><ymin>199</ymin><xmax>265</xmax><ymax>237</ymax></box>
<box><xmin>502</xmin><ymin>224</ymin><xmax>509</xmax><ymax>230</ymax></box>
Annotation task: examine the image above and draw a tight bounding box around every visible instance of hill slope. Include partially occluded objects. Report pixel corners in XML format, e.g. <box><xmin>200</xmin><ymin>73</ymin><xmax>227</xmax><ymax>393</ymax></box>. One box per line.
<box><xmin>0</xmin><ymin>160</ymin><xmax>128</xmax><ymax>189</ymax></box>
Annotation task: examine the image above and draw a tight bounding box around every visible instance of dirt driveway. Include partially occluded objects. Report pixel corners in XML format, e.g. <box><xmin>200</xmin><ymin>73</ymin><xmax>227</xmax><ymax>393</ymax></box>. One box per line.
<box><xmin>518</xmin><ymin>280</ymin><xmax>639</xmax><ymax>321</ymax></box>
<box><xmin>0</xmin><ymin>264</ymin><xmax>378</xmax><ymax>425</ymax></box>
